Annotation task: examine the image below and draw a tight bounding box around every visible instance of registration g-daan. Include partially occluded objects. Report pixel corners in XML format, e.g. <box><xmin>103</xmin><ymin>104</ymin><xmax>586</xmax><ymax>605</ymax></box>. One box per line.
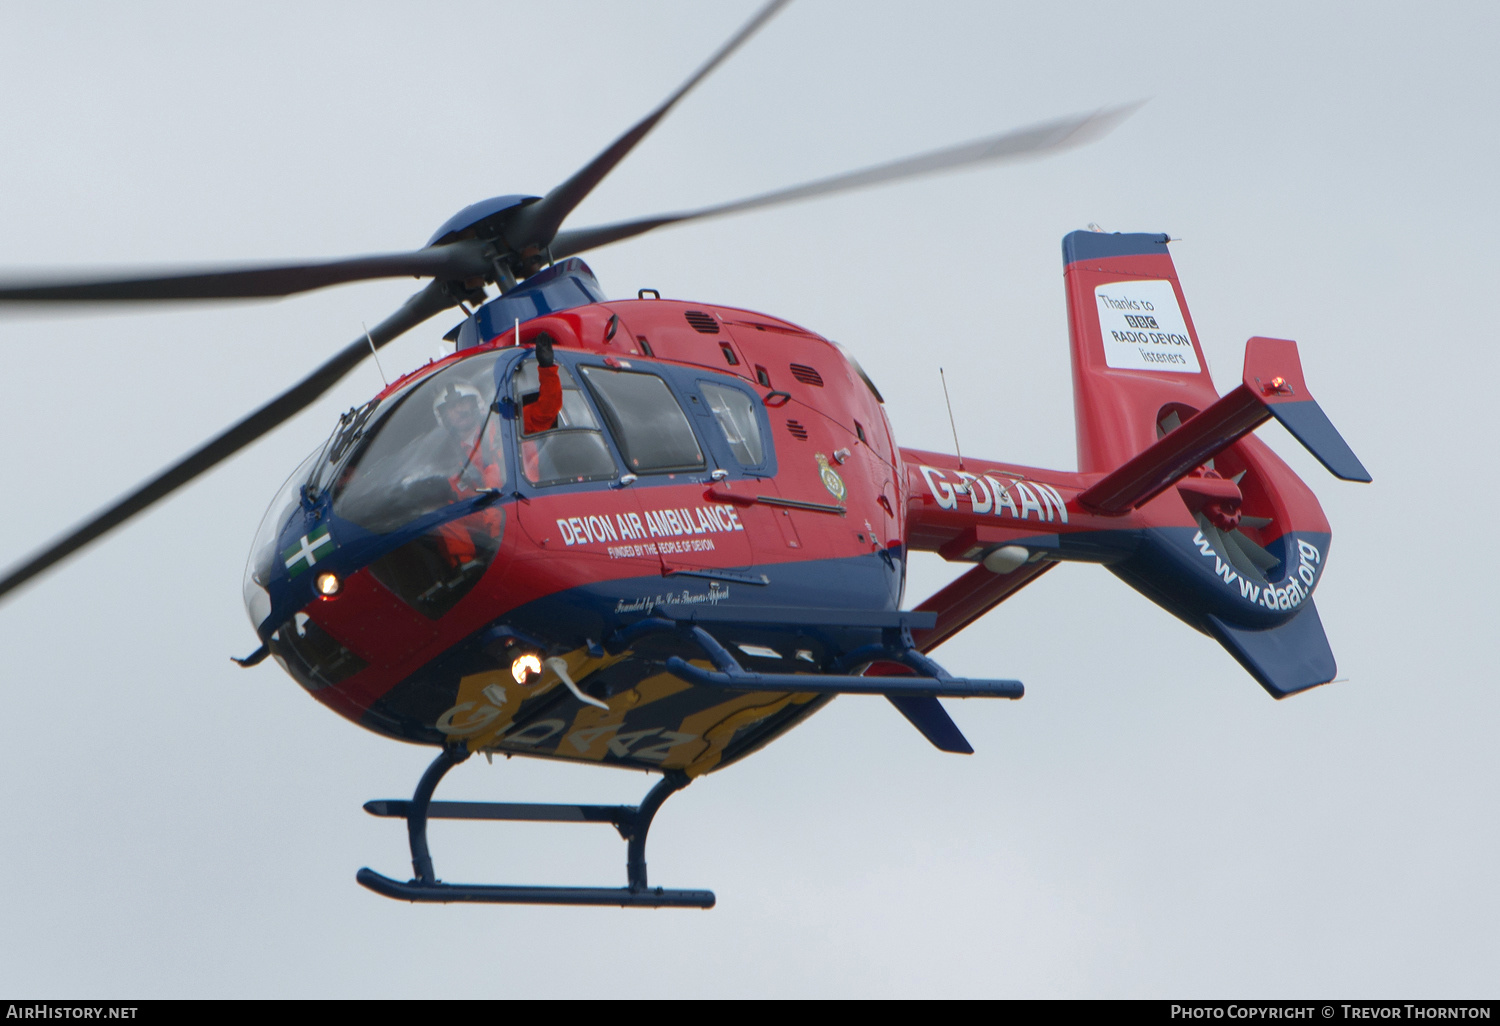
<box><xmin>0</xmin><ymin>0</ymin><xmax>1370</xmax><ymax>908</ymax></box>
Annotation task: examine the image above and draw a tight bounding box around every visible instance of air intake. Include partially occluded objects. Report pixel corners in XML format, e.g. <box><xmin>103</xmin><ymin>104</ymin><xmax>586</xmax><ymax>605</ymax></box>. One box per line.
<box><xmin>684</xmin><ymin>311</ymin><xmax>719</xmax><ymax>334</ymax></box>
<box><xmin>789</xmin><ymin>363</ymin><xmax>824</xmax><ymax>387</ymax></box>
<box><xmin>785</xmin><ymin>420</ymin><xmax>809</xmax><ymax>440</ymax></box>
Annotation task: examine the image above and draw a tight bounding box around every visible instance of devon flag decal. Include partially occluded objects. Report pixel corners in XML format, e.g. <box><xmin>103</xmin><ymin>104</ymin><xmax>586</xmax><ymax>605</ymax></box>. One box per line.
<box><xmin>282</xmin><ymin>525</ymin><xmax>335</xmax><ymax>578</ymax></box>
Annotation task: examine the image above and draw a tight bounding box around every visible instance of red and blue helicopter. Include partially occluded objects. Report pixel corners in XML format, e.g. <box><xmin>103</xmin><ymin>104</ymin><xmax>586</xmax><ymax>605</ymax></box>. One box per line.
<box><xmin>0</xmin><ymin>0</ymin><xmax>1368</xmax><ymax>909</ymax></box>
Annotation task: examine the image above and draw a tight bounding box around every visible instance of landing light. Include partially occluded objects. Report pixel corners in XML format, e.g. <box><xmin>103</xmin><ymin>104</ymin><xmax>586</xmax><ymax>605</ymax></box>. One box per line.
<box><xmin>315</xmin><ymin>572</ymin><xmax>341</xmax><ymax>597</ymax></box>
<box><xmin>511</xmin><ymin>652</ymin><xmax>543</xmax><ymax>685</ymax></box>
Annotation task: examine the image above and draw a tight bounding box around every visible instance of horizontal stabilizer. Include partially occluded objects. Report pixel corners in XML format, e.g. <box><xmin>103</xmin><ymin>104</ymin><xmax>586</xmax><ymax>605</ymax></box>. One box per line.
<box><xmin>1205</xmin><ymin>600</ymin><xmax>1337</xmax><ymax>699</ymax></box>
<box><xmin>1078</xmin><ymin>336</ymin><xmax>1370</xmax><ymax>514</ymax></box>
<box><xmin>886</xmin><ymin>695</ymin><xmax>974</xmax><ymax>754</ymax></box>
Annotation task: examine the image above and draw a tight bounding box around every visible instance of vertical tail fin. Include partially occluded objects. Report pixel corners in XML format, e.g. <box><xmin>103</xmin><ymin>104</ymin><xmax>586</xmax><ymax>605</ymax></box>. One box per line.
<box><xmin>1063</xmin><ymin>231</ymin><xmax>1221</xmax><ymax>473</ymax></box>
<box><xmin>1060</xmin><ymin>230</ymin><xmax>1371</xmax><ymax>699</ymax></box>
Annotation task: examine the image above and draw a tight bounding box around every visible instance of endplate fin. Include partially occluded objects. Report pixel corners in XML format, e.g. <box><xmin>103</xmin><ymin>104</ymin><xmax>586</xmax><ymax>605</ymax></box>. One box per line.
<box><xmin>886</xmin><ymin>695</ymin><xmax>974</xmax><ymax>754</ymax></box>
<box><xmin>1205</xmin><ymin>600</ymin><xmax>1337</xmax><ymax>699</ymax></box>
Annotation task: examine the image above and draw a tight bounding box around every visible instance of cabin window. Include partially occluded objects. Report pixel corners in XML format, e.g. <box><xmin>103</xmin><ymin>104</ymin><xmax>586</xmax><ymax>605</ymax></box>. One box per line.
<box><xmin>700</xmin><ymin>381</ymin><xmax>765</xmax><ymax>466</ymax></box>
<box><xmin>580</xmin><ymin>367</ymin><xmax>705</xmax><ymax>474</ymax></box>
<box><xmin>511</xmin><ymin>358</ymin><xmax>618</xmax><ymax>487</ymax></box>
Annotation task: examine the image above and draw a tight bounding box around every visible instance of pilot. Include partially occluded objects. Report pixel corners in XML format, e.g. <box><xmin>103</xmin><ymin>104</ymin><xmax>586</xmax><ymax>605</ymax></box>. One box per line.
<box><xmin>521</xmin><ymin>332</ymin><xmax>563</xmax><ymax>435</ymax></box>
<box><xmin>432</xmin><ymin>381</ymin><xmax>506</xmax><ymax>567</ymax></box>
<box><xmin>434</xmin><ymin>384</ymin><xmax>503</xmax><ymax>488</ymax></box>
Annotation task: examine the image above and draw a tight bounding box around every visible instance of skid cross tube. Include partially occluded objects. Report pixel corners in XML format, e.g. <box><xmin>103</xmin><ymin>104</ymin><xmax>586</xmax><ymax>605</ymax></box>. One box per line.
<box><xmin>356</xmin><ymin>750</ymin><xmax>713</xmax><ymax>908</ymax></box>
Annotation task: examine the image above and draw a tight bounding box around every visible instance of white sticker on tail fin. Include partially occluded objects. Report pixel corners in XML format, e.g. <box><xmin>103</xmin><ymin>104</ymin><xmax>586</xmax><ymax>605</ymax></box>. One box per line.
<box><xmin>1094</xmin><ymin>280</ymin><xmax>1201</xmax><ymax>374</ymax></box>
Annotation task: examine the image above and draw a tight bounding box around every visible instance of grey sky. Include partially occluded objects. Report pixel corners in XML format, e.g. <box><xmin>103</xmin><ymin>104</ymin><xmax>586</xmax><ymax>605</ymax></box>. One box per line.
<box><xmin>0</xmin><ymin>0</ymin><xmax>1494</xmax><ymax>997</ymax></box>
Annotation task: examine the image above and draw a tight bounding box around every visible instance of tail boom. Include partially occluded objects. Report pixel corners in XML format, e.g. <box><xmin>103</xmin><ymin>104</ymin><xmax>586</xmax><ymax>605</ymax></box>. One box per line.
<box><xmin>901</xmin><ymin>448</ymin><xmax>1342</xmax><ymax>695</ymax></box>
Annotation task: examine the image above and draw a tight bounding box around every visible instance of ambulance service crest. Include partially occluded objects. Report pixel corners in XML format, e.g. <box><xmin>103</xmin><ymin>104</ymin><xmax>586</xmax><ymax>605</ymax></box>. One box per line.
<box><xmin>815</xmin><ymin>452</ymin><xmax>846</xmax><ymax>503</ymax></box>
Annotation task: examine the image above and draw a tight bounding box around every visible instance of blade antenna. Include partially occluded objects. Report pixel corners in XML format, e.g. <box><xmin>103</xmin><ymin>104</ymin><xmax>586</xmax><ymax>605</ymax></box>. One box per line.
<box><xmin>940</xmin><ymin>367</ymin><xmax>964</xmax><ymax>471</ymax></box>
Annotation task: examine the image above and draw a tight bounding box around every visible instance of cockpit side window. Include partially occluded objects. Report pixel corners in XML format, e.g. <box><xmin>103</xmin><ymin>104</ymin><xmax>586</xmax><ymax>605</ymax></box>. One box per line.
<box><xmin>699</xmin><ymin>381</ymin><xmax>765</xmax><ymax>466</ymax></box>
<box><xmin>579</xmin><ymin>367</ymin><xmax>706</xmax><ymax>475</ymax></box>
<box><xmin>511</xmin><ymin>358</ymin><xmax>618</xmax><ymax>487</ymax></box>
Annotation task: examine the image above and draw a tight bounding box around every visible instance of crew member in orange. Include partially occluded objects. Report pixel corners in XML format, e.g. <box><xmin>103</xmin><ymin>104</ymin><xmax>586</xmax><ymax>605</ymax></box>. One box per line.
<box><xmin>518</xmin><ymin>331</ymin><xmax>566</xmax><ymax>483</ymax></box>
<box><xmin>522</xmin><ymin>332</ymin><xmax>563</xmax><ymax>434</ymax></box>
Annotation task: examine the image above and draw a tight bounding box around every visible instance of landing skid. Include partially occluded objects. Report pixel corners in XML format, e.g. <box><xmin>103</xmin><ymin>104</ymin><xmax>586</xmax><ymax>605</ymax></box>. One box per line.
<box><xmin>356</xmin><ymin>746</ymin><xmax>714</xmax><ymax>908</ymax></box>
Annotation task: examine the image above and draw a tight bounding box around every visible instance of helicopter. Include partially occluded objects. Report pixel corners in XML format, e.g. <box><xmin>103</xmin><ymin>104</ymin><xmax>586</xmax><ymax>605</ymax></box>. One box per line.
<box><xmin>0</xmin><ymin>0</ymin><xmax>1369</xmax><ymax>910</ymax></box>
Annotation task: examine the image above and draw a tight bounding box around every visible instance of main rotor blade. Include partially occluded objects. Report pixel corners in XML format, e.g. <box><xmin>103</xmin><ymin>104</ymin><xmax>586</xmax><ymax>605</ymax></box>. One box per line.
<box><xmin>0</xmin><ymin>282</ymin><xmax>454</xmax><ymax>603</ymax></box>
<box><xmin>552</xmin><ymin>104</ymin><xmax>1141</xmax><ymax>258</ymax></box>
<box><xmin>0</xmin><ymin>242</ymin><xmax>488</xmax><ymax>306</ymax></box>
<box><xmin>506</xmin><ymin>0</ymin><xmax>791</xmax><ymax>253</ymax></box>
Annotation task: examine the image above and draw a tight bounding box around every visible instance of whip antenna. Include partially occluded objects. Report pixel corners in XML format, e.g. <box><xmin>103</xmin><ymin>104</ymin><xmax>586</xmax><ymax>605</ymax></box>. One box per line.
<box><xmin>364</xmin><ymin>322</ymin><xmax>388</xmax><ymax>387</ymax></box>
<box><xmin>940</xmin><ymin>367</ymin><xmax>964</xmax><ymax>470</ymax></box>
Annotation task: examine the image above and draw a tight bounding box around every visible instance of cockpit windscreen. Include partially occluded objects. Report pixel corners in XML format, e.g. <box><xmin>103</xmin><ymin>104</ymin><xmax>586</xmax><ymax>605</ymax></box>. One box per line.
<box><xmin>334</xmin><ymin>352</ymin><xmax>508</xmax><ymax>533</ymax></box>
